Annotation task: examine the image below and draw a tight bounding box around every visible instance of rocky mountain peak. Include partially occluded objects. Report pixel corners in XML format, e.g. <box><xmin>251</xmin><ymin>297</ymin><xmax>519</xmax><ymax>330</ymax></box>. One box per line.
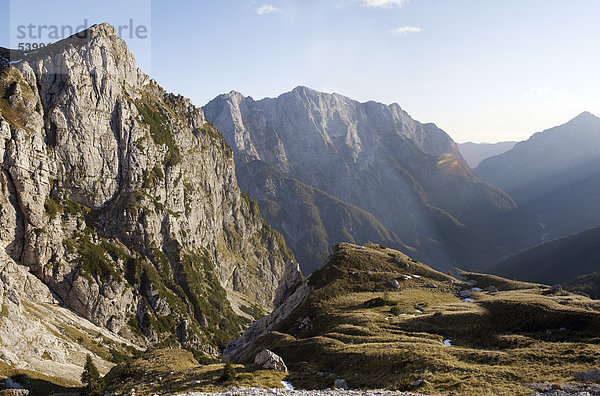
<box><xmin>566</xmin><ymin>110</ymin><xmax>600</xmax><ymax>128</ymax></box>
<box><xmin>0</xmin><ymin>23</ymin><xmax>302</xmax><ymax>371</ymax></box>
<box><xmin>205</xmin><ymin>88</ymin><xmax>515</xmax><ymax>273</ymax></box>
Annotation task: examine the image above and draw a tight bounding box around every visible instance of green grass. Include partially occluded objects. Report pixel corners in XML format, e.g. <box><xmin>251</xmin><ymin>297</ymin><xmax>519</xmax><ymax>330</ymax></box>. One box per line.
<box><xmin>0</xmin><ymin>66</ymin><xmax>37</xmax><ymax>131</ymax></box>
<box><xmin>74</xmin><ymin>233</ymin><xmax>123</xmax><ymax>283</ymax></box>
<box><xmin>134</xmin><ymin>96</ymin><xmax>181</xmax><ymax>166</ymax></box>
<box><xmin>44</xmin><ymin>197</ymin><xmax>61</xmax><ymax>218</ymax></box>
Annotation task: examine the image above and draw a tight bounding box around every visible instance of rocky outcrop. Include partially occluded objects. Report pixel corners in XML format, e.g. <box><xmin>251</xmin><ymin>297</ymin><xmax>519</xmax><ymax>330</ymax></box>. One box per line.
<box><xmin>204</xmin><ymin>87</ymin><xmax>515</xmax><ymax>272</ymax></box>
<box><xmin>0</xmin><ymin>23</ymin><xmax>301</xmax><ymax>365</ymax></box>
<box><xmin>0</xmin><ymin>249</ymin><xmax>138</xmax><ymax>384</ymax></box>
<box><xmin>223</xmin><ymin>282</ymin><xmax>312</xmax><ymax>362</ymax></box>
<box><xmin>574</xmin><ymin>368</ymin><xmax>600</xmax><ymax>383</ymax></box>
<box><xmin>254</xmin><ymin>349</ymin><xmax>287</xmax><ymax>371</ymax></box>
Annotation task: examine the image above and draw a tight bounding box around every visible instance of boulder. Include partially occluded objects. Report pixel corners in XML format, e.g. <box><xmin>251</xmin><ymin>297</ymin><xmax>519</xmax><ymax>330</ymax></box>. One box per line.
<box><xmin>485</xmin><ymin>285</ymin><xmax>498</xmax><ymax>293</ymax></box>
<box><xmin>550</xmin><ymin>285</ymin><xmax>563</xmax><ymax>294</ymax></box>
<box><xmin>4</xmin><ymin>378</ymin><xmax>24</xmax><ymax>390</ymax></box>
<box><xmin>390</xmin><ymin>279</ymin><xmax>400</xmax><ymax>289</ymax></box>
<box><xmin>574</xmin><ymin>368</ymin><xmax>600</xmax><ymax>382</ymax></box>
<box><xmin>459</xmin><ymin>290</ymin><xmax>472</xmax><ymax>298</ymax></box>
<box><xmin>254</xmin><ymin>349</ymin><xmax>287</xmax><ymax>371</ymax></box>
<box><xmin>334</xmin><ymin>379</ymin><xmax>349</xmax><ymax>390</ymax></box>
<box><xmin>466</xmin><ymin>280</ymin><xmax>477</xmax><ymax>287</ymax></box>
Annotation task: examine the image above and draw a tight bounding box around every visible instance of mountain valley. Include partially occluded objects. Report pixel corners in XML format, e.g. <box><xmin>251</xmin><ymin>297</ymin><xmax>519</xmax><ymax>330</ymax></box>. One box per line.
<box><xmin>0</xmin><ymin>21</ymin><xmax>599</xmax><ymax>396</ymax></box>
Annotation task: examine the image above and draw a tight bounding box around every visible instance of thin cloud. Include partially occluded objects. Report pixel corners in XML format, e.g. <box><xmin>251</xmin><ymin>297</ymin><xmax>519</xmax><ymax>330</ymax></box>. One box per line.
<box><xmin>524</xmin><ymin>87</ymin><xmax>552</xmax><ymax>97</ymax></box>
<box><xmin>255</xmin><ymin>4</ymin><xmax>282</xmax><ymax>15</ymax></box>
<box><xmin>524</xmin><ymin>87</ymin><xmax>574</xmax><ymax>102</ymax></box>
<box><xmin>355</xmin><ymin>0</ymin><xmax>410</xmax><ymax>8</ymax></box>
<box><xmin>389</xmin><ymin>26</ymin><xmax>422</xmax><ymax>37</ymax></box>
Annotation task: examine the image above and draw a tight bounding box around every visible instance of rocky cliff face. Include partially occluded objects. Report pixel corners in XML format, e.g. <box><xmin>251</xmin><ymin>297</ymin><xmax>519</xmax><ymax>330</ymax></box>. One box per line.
<box><xmin>204</xmin><ymin>87</ymin><xmax>515</xmax><ymax>272</ymax></box>
<box><xmin>0</xmin><ymin>23</ymin><xmax>301</xmax><ymax>364</ymax></box>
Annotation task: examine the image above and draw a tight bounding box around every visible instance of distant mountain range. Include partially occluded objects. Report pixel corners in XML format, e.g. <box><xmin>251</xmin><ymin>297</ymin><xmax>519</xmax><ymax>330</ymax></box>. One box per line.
<box><xmin>204</xmin><ymin>87</ymin><xmax>515</xmax><ymax>273</ymax></box>
<box><xmin>458</xmin><ymin>141</ymin><xmax>516</xmax><ymax>168</ymax></box>
<box><xmin>475</xmin><ymin>111</ymin><xmax>600</xmax><ymax>204</ymax></box>
<box><xmin>472</xmin><ymin>112</ymin><xmax>600</xmax><ymax>252</ymax></box>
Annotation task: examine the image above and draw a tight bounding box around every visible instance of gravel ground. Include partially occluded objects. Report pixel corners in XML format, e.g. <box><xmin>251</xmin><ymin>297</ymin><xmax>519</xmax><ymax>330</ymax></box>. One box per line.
<box><xmin>177</xmin><ymin>387</ymin><xmax>424</xmax><ymax>396</ymax></box>
<box><xmin>533</xmin><ymin>382</ymin><xmax>600</xmax><ymax>395</ymax></box>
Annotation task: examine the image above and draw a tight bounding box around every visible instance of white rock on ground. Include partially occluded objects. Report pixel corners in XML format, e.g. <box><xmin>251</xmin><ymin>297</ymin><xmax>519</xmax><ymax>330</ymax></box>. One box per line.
<box><xmin>254</xmin><ymin>349</ymin><xmax>288</xmax><ymax>371</ymax></box>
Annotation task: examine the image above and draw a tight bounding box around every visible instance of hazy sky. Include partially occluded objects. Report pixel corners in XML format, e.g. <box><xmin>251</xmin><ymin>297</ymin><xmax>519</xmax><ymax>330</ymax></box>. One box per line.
<box><xmin>2</xmin><ymin>0</ymin><xmax>599</xmax><ymax>143</ymax></box>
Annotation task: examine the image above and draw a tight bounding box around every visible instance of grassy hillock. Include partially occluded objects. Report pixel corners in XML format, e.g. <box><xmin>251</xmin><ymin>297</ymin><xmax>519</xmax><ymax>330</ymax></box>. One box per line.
<box><xmin>227</xmin><ymin>243</ymin><xmax>600</xmax><ymax>395</ymax></box>
<box><xmin>102</xmin><ymin>348</ymin><xmax>288</xmax><ymax>395</ymax></box>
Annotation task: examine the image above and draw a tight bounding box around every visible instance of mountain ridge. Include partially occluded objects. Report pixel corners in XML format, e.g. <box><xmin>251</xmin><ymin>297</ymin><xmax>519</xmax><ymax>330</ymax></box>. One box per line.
<box><xmin>204</xmin><ymin>86</ymin><xmax>515</xmax><ymax>273</ymax></box>
<box><xmin>475</xmin><ymin>111</ymin><xmax>600</xmax><ymax>204</ymax></box>
<box><xmin>0</xmin><ymin>23</ymin><xmax>302</xmax><ymax>381</ymax></box>
<box><xmin>491</xmin><ymin>225</ymin><xmax>600</xmax><ymax>285</ymax></box>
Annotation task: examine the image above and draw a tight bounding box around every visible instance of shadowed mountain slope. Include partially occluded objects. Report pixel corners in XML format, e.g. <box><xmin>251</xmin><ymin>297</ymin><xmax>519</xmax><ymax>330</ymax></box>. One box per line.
<box><xmin>204</xmin><ymin>87</ymin><xmax>515</xmax><ymax>272</ymax></box>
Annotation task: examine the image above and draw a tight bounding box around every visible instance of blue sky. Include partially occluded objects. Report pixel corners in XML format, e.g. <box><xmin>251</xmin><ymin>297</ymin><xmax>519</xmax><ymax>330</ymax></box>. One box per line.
<box><xmin>2</xmin><ymin>0</ymin><xmax>599</xmax><ymax>143</ymax></box>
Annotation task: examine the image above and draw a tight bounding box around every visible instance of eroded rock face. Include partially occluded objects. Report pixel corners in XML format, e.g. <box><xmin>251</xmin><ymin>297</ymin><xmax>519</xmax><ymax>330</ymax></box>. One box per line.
<box><xmin>0</xmin><ymin>24</ymin><xmax>301</xmax><ymax>360</ymax></box>
<box><xmin>0</xmin><ymin>250</ymin><xmax>136</xmax><ymax>384</ymax></box>
<box><xmin>204</xmin><ymin>87</ymin><xmax>516</xmax><ymax>272</ymax></box>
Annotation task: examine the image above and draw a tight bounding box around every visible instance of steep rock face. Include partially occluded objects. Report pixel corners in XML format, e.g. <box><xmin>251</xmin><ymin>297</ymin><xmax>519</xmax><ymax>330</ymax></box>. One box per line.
<box><xmin>204</xmin><ymin>87</ymin><xmax>515</xmax><ymax>271</ymax></box>
<box><xmin>0</xmin><ymin>24</ymin><xmax>301</xmax><ymax>360</ymax></box>
<box><xmin>0</xmin><ymin>249</ymin><xmax>139</xmax><ymax>385</ymax></box>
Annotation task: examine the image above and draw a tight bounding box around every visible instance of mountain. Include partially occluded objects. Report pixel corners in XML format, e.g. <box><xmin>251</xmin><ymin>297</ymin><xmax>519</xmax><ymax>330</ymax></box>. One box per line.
<box><xmin>223</xmin><ymin>243</ymin><xmax>600</xmax><ymax>394</ymax></box>
<box><xmin>458</xmin><ymin>141</ymin><xmax>516</xmax><ymax>168</ymax></box>
<box><xmin>204</xmin><ymin>87</ymin><xmax>515</xmax><ymax>273</ymax></box>
<box><xmin>0</xmin><ymin>23</ymin><xmax>301</xmax><ymax>382</ymax></box>
<box><xmin>491</xmin><ymin>225</ymin><xmax>600</xmax><ymax>285</ymax></box>
<box><xmin>475</xmin><ymin>111</ymin><xmax>600</xmax><ymax>204</ymax></box>
<box><xmin>471</xmin><ymin>112</ymin><xmax>600</xmax><ymax>253</ymax></box>
<box><xmin>236</xmin><ymin>160</ymin><xmax>409</xmax><ymax>273</ymax></box>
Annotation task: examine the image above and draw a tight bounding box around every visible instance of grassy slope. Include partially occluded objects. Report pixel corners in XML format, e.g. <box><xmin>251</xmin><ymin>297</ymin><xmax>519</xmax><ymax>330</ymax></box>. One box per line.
<box><xmin>566</xmin><ymin>272</ymin><xmax>600</xmax><ymax>299</ymax></box>
<box><xmin>103</xmin><ymin>348</ymin><xmax>288</xmax><ymax>395</ymax></box>
<box><xmin>228</xmin><ymin>243</ymin><xmax>600</xmax><ymax>395</ymax></box>
<box><xmin>491</xmin><ymin>225</ymin><xmax>600</xmax><ymax>285</ymax></box>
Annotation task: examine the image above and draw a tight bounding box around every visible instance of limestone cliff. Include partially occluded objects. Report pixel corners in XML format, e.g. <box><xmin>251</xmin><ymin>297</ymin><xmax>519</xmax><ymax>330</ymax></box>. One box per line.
<box><xmin>204</xmin><ymin>87</ymin><xmax>516</xmax><ymax>272</ymax></box>
<box><xmin>0</xmin><ymin>23</ymin><xmax>301</xmax><ymax>367</ymax></box>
